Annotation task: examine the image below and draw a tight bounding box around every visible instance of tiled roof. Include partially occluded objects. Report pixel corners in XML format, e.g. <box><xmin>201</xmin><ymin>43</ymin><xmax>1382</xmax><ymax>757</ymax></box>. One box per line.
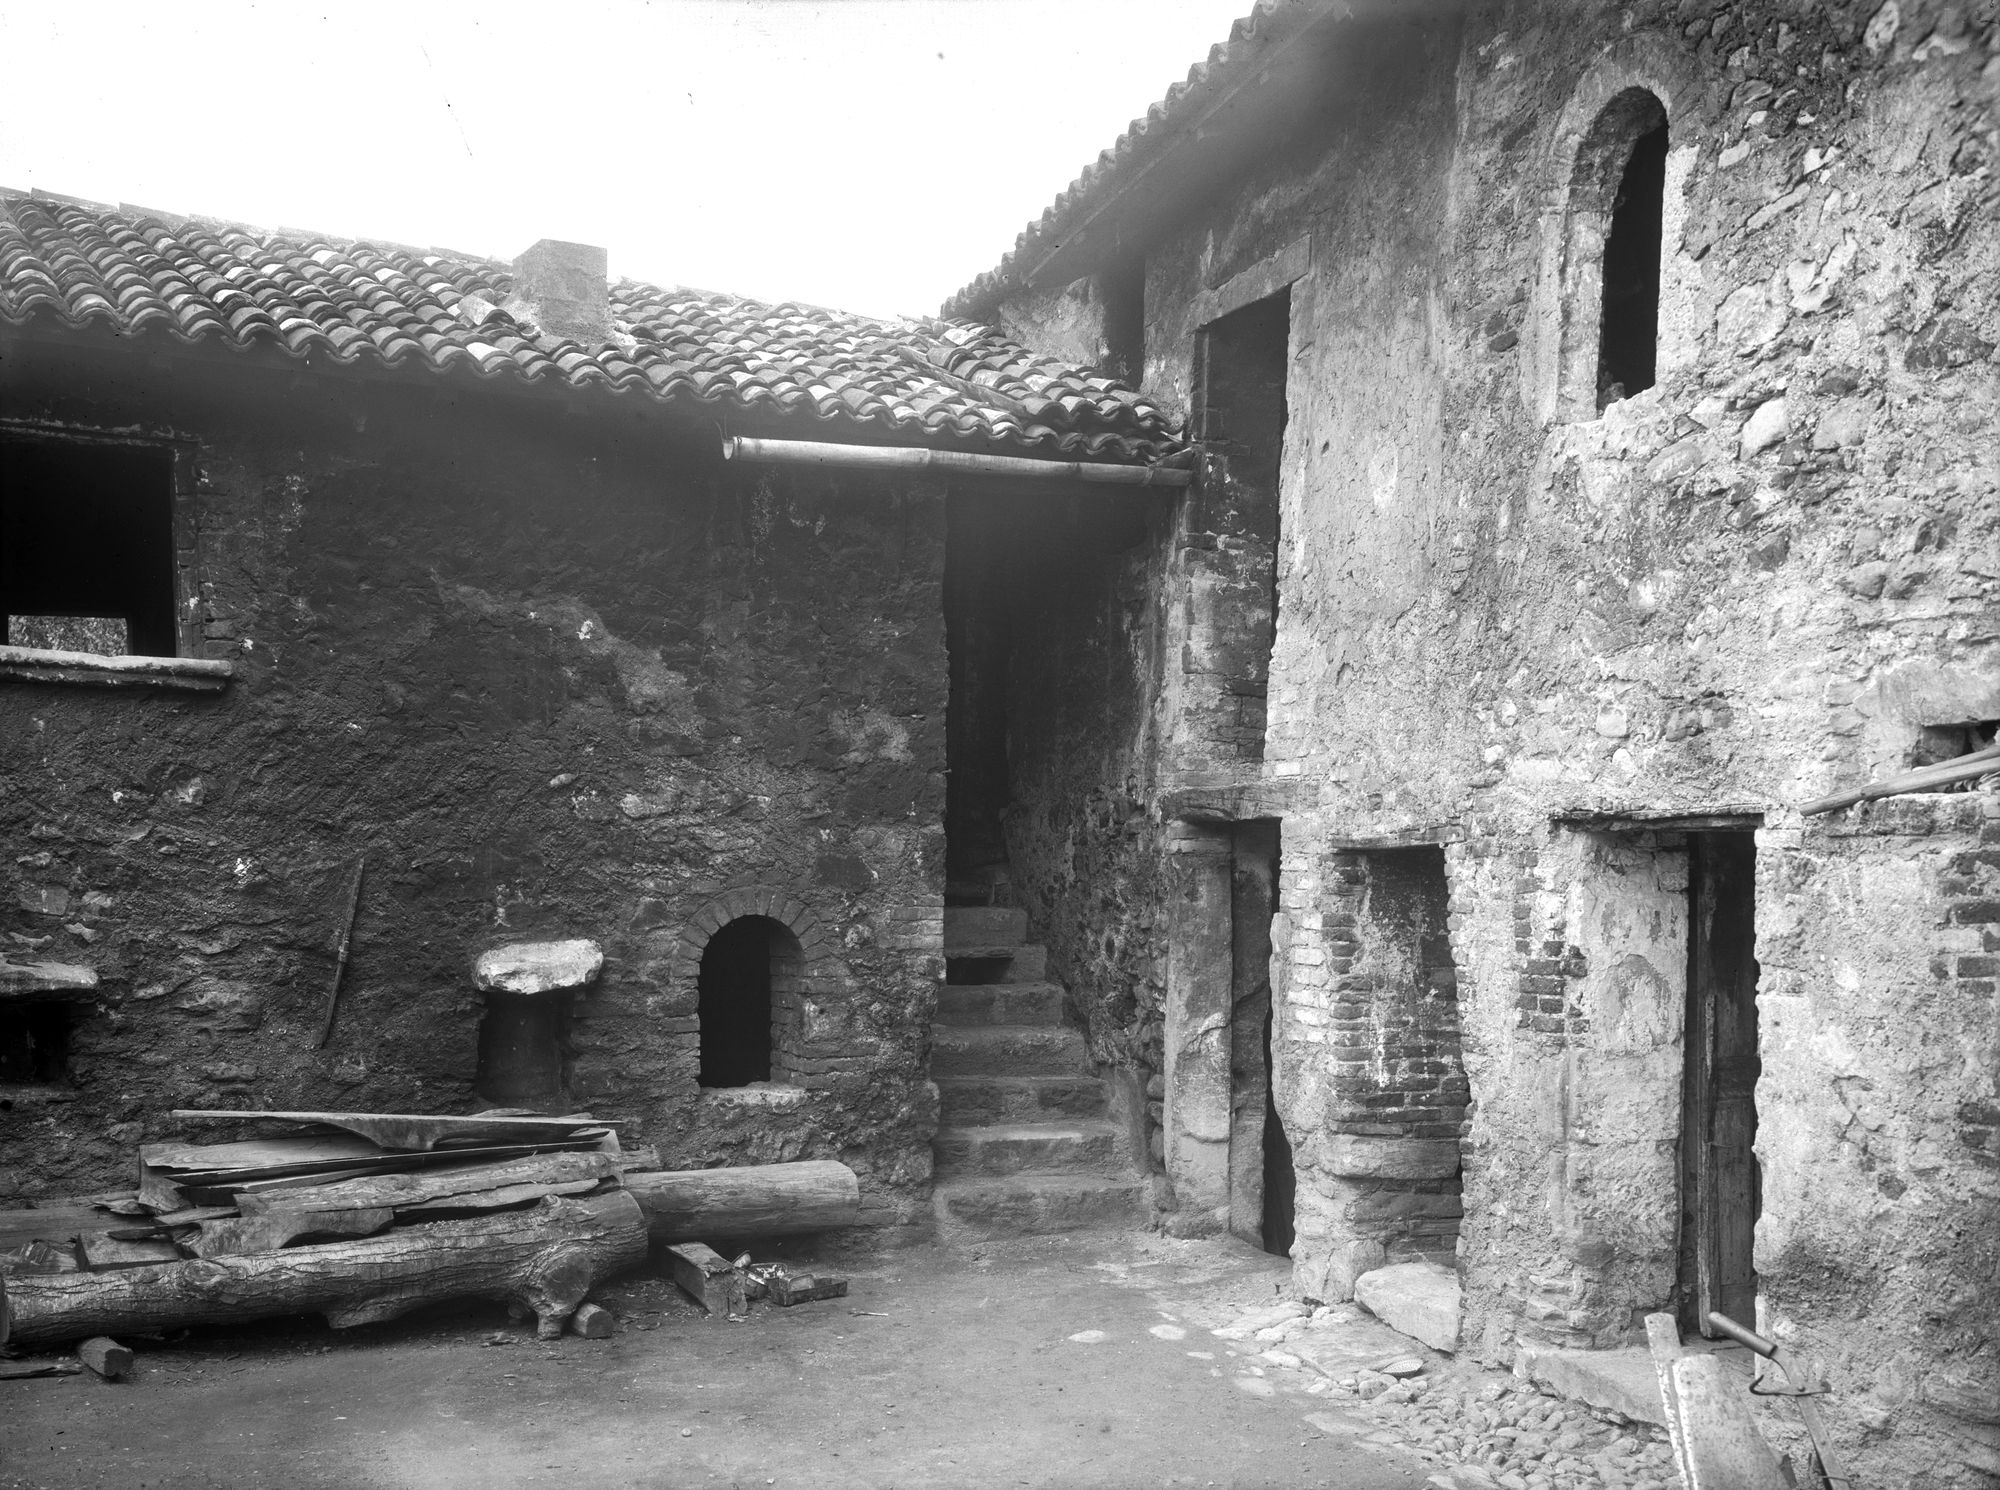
<box><xmin>943</xmin><ymin>0</ymin><xmax>1336</xmax><ymax>319</ymax></box>
<box><xmin>0</xmin><ymin>189</ymin><xmax>1184</xmax><ymax>465</ymax></box>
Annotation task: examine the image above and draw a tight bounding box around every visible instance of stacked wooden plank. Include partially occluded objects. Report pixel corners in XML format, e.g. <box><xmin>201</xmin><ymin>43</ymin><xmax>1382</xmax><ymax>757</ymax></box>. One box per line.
<box><xmin>2</xmin><ymin>1109</ymin><xmax>651</xmax><ymax>1346</ymax></box>
<box><xmin>1</xmin><ymin>1107</ymin><xmax>869</xmax><ymax>1354</ymax></box>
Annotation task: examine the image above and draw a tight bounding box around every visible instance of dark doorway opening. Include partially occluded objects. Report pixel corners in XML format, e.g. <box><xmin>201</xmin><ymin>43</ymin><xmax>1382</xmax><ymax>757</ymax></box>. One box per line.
<box><xmin>1596</xmin><ymin>109</ymin><xmax>1668</xmax><ymax>409</ymax></box>
<box><xmin>699</xmin><ymin>916</ymin><xmax>780</xmax><ymax>1088</ymax></box>
<box><xmin>1228</xmin><ymin>820</ymin><xmax>1293</xmax><ymax>1255</ymax></box>
<box><xmin>1679</xmin><ymin>830</ymin><xmax>1761</xmax><ymax>1336</ymax></box>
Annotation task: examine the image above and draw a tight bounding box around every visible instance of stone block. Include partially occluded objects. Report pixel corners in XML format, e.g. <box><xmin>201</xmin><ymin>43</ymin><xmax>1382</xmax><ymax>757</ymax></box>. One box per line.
<box><xmin>1512</xmin><ymin>1344</ymin><xmax>1666</xmax><ymax>1426</ymax></box>
<box><xmin>1353</xmin><ymin>1261</ymin><xmax>1460</xmax><ymax>1352</ymax></box>
<box><xmin>473</xmin><ymin>939</ymin><xmax>604</xmax><ymax>996</ymax></box>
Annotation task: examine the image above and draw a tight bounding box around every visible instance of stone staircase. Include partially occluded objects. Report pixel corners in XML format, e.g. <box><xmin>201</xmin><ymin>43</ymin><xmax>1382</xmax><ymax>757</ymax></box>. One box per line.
<box><xmin>930</xmin><ymin>907</ymin><xmax>1144</xmax><ymax>1237</ymax></box>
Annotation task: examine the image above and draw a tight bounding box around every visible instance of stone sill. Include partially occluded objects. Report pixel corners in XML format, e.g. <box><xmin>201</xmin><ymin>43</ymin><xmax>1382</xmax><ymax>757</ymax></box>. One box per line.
<box><xmin>0</xmin><ymin>645</ymin><xmax>234</xmax><ymax>693</ymax></box>
<box><xmin>698</xmin><ymin>1083</ymin><xmax>809</xmax><ymax>1110</ymax></box>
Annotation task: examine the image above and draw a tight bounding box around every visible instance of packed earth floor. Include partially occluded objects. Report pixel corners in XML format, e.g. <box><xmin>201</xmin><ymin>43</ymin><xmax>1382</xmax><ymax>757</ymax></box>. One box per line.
<box><xmin>0</xmin><ymin>1230</ymin><xmax>1679</xmax><ymax>1490</ymax></box>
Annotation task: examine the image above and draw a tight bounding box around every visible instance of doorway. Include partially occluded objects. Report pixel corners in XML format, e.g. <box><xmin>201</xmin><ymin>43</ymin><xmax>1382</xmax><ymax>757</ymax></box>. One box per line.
<box><xmin>1678</xmin><ymin>830</ymin><xmax>1760</xmax><ymax>1335</ymax></box>
<box><xmin>1227</xmin><ymin>820</ymin><xmax>1292</xmax><ymax>1255</ymax></box>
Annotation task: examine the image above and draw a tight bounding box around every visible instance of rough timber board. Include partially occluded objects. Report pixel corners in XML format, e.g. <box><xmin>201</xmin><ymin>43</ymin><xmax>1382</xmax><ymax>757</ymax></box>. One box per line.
<box><xmin>168</xmin><ymin>1110</ymin><xmax>617</xmax><ymax>1152</ymax></box>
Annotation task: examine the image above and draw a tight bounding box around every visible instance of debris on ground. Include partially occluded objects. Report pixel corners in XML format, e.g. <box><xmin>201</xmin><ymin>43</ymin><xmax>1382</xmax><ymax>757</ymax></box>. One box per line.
<box><xmin>1196</xmin><ymin>1295</ymin><xmax>1678</xmax><ymax>1489</ymax></box>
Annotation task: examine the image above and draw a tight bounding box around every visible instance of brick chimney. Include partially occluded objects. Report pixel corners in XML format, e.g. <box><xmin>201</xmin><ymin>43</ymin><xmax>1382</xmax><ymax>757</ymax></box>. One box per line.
<box><xmin>503</xmin><ymin>238</ymin><xmax>609</xmax><ymax>343</ymax></box>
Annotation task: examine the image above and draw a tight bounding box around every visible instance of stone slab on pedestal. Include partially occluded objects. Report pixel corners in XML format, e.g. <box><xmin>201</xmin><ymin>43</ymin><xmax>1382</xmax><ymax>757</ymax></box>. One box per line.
<box><xmin>1513</xmin><ymin>1344</ymin><xmax>1668</xmax><ymax>1426</ymax></box>
<box><xmin>1353</xmin><ymin>1261</ymin><xmax>1460</xmax><ymax>1353</ymax></box>
<box><xmin>473</xmin><ymin>939</ymin><xmax>603</xmax><ymax>995</ymax></box>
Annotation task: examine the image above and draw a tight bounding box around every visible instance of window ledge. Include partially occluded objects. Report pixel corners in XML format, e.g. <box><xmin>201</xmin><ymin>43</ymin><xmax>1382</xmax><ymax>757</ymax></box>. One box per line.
<box><xmin>0</xmin><ymin>645</ymin><xmax>234</xmax><ymax>692</ymax></box>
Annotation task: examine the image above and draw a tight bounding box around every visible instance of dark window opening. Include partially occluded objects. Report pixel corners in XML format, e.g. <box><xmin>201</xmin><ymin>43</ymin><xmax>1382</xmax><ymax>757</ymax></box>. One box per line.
<box><xmin>1099</xmin><ymin>257</ymin><xmax>1146</xmax><ymax>388</ymax></box>
<box><xmin>1195</xmin><ymin>291</ymin><xmax>1288</xmax><ymax>763</ymax></box>
<box><xmin>698</xmin><ymin>915</ymin><xmax>784</xmax><ymax>1088</ymax></box>
<box><xmin>0</xmin><ymin>435</ymin><xmax>178</xmax><ymax>657</ymax></box>
<box><xmin>1595</xmin><ymin>112</ymin><xmax>1668</xmax><ymax>410</ymax></box>
<box><xmin>1912</xmin><ymin>720</ymin><xmax>1999</xmax><ymax>783</ymax></box>
<box><xmin>0</xmin><ymin>1002</ymin><xmax>73</xmax><ymax>1086</ymax></box>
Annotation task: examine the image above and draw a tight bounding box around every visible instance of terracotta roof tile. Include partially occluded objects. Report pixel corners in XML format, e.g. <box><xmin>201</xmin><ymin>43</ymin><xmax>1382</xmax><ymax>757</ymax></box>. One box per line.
<box><xmin>0</xmin><ymin>191</ymin><xmax>1183</xmax><ymax>464</ymax></box>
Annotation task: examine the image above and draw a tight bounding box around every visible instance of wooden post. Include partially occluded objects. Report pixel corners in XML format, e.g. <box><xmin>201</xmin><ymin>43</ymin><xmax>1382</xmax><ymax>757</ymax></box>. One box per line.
<box><xmin>666</xmin><ymin>1242</ymin><xmax>746</xmax><ymax>1317</ymax></box>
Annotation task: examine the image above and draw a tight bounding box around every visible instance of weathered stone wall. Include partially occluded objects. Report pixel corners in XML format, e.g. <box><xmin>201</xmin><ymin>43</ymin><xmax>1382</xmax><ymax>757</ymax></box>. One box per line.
<box><xmin>990</xmin><ymin>0</ymin><xmax>1998</xmax><ymax>1480</ymax></box>
<box><xmin>0</xmin><ymin>337</ymin><xmax>945</xmax><ymax>1223</ymax></box>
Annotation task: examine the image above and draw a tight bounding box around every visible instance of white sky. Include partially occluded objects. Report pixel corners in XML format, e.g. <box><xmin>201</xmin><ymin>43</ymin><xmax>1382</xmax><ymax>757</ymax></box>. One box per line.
<box><xmin>0</xmin><ymin>0</ymin><xmax>1249</xmax><ymax>320</ymax></box>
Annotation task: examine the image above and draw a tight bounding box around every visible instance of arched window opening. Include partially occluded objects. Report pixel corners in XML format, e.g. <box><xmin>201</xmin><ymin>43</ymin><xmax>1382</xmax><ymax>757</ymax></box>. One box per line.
<box><xmin>698</xmin><ymin>915</ymin><xmax>796</xmax><ymax>1087</ymax></box>
<box><xmin>1566</xmin><ymin>87</ymin><xmax>1668</xmax><ymax>417</ymax></box>
<box><xmin>1598</xmin><ymin>115</ymin><xmax>1668</xmax><ymax>408</ymax></box>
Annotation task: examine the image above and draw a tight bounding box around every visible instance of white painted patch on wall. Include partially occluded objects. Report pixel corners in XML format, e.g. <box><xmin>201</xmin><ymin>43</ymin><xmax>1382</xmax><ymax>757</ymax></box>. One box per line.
<box><xmin>1369</xmin><ymin>445</ymin><xmax>1399</xmax><ymax>510</ymax></box>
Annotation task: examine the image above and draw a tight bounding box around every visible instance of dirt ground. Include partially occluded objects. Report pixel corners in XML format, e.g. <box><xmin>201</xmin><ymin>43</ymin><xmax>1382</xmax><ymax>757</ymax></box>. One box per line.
<box><xmin>0</xmin><ymin>1230</ymin><xmax>1434</xmax><ymax>1490</ymax></box>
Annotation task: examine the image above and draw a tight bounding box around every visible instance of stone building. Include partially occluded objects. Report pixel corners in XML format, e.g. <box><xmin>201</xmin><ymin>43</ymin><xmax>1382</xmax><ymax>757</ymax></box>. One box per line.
<box><xmin>0</xmin><ymin>191</ymin><xmax>1180</xmax><ymax>1229</ymax></box>
<box><xmin>947</xmin><ymin>0</ymin><xmax>1999</xmax><ymax>1483</ymax></box>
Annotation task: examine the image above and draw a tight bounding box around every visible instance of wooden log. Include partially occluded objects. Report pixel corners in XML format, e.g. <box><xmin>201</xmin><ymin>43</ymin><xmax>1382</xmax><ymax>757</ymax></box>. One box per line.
<box><xmin>77</xmin><ymin>1336</ymin><xmax>133</xmax><ymax>1379</ymax></box>
<box><xmin>79</xmin><ymin>1234</ymin><xmax>182</xmax><ymax>1271</ymax></box>
<box><xmin>568</xmin><ymin>1301</ymin><xmax>615</xmax><ymax>1338</ymax></box>
<box><xmin>625</xmin><ymin>1161</ymin><xmax>860</xmax><ymax>1243</ymax></box>
<box><xmin>665</xmin><ymin>1242</ymin><xmax>745</xmax><ymax>1317</ymax></box>
<box><xmin>235</xmin><ymin>1152</ymin><xmax>617</xmax><ymax>1218</ymax></box>
<box><xmin>187</xmin><ymin>1207</ymin><xmax>394</xmax><ymax>1260</ymax></box>
<box><xmin>0</xmin><ymin>1189</ymin><xmax>648</xmax><ymax>1347</ymax></box>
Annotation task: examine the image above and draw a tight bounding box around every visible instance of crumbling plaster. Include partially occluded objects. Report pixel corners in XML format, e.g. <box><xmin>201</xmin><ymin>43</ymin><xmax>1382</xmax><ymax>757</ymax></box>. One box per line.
<box><xmin>988</xmin><ymin>2</ymin><xmax>1997</xmax><ymax>1483</ymax></box>
<box><xmin>0</xmin><ymin>340</ymin><xmax>946</xmax><ymax>1224</ymax></box>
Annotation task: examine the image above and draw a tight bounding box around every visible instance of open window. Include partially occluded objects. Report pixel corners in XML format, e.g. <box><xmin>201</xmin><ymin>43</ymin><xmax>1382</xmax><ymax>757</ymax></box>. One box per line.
<box><xmin>697</xmin><ymin>914</ymin><xmax>804</xmax><ymax>1088</ymax></box>
<box><xmin>1</xmin><ymin>433</ymin><xmax>179</xmax><ymax>657</ymax></box>
<box><xmin>1562</xmin><ymin>88</ymin><xmax>1669</xmax><ymax>417</ymax></box>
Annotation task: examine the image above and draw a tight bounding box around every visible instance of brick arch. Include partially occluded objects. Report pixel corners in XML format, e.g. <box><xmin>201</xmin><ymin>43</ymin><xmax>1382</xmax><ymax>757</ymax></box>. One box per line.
<box><xmin>675</xmin><ymin>887</ymin><xmax>842</xmax><ymax>1088</ymax></box>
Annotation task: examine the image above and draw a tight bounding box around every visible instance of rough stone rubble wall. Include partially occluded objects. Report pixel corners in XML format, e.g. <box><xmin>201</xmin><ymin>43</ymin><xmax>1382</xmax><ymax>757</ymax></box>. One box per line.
<box><xmin>990</xmin><ymin>2</ymin><xmax>1998</xmax><ymax>1483</ymax></box>
<box><xmin>0</xmin><ymin>344</ymin><xmax>946</xmax><ymax>1222</ymax></box>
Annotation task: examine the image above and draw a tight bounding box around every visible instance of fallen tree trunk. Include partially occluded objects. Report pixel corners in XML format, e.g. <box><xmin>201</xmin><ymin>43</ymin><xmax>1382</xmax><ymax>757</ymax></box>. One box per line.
<box><xmin>625</xmin><ymin>1161</ymin><xmax>859</xmax><ymax>1243</ymax></box>
<box><xmin>1</xmin><ymin>1189</ymin><xmax>646</xmax><ymax>1346</ymax></box>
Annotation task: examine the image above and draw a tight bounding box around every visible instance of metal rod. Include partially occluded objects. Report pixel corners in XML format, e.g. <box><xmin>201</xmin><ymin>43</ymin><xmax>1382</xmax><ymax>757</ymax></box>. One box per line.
<box><xmin>720</xmin><ymin>435</ymin><xmax>1192</xmax><ymax>488</ymax></box>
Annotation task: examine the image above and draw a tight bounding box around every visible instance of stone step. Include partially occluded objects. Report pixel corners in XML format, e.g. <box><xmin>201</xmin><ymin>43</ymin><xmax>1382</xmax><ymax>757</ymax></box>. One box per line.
<box><xmin>933</xmin><ymin>1173</ymin><xmax>1146</xmax><ymax>1238</ymax></box>
<box><xmin>946</xmin><ymin>943</ymin><xmax>1047</xmax><ymax>982</ymax></box>
<box><xmin>943</xmin><ymin>906</ymin><xmax>1028</xmax><ymax>957</ymax></box>
<box><xmin>933</xmin><ymin>1121</ymin><xmax>1123</xmax><ymax>1178</ymax></box>
<box><xmin>936</xmin><ymin>1074</ymin><xmax>1109</xmax><ymax>1125</ymax></box>
<box><xmin>935</xmin><ymin>982</ymin><xmax>1066</xmax><ymax>1027</ymax></box>
<box><xmin>929</xmin><ymin>1024</ymin><xmax>1090</xmax><ymax>1078</ymax></box>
